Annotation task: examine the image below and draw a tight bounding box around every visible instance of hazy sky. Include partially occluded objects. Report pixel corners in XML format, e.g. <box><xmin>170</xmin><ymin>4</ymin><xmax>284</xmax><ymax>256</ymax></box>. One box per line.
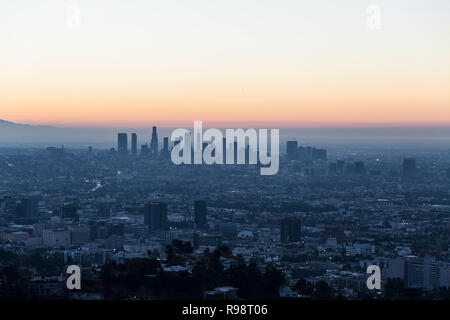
<box><xmin>1</xmin><ymin>0</ymin><xmax>449</xmax><ymax>127</ymax></box>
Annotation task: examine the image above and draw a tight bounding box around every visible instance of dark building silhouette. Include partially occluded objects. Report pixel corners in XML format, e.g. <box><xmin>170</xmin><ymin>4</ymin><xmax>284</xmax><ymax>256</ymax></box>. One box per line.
<box><xmin>286</xmin><ymin>141</ymin><xmax>298</xmax><ymax>161</ymax></box>
<box><xmin>403</xmin><ymin>158</ymin><xmax>417</xmax><ymax>177</ymax></box>
<box><xmin>150</xmin><ymin>126</ymin><xmax>158</xmax><ymax>157</ymax></box>
<box><xmin>446</xmin><ymin>168</ymin><xmax>450</xmax><ymax>179</ymax></box>
<box><xmin>161</xmin><ymin>137</ymin><xmax>170</xmax><ymax>159</ymax></box>
<box><xmin>144</xmin><ymin>202</ymin><xmax>167</xmax><ymax>230</ymax></box>
<box><xmin>222</xmin><ymin>137</ymin><xmax>227</xmax><ymax>162</ymax></box>
<box><xmin>60</xmin><ymin>205</ymin><xmax>79</xmax><ymax>221</ymax></box>
<box><xmin>20</xmin><ymin>197</ymin><xmax>38</xmax><ymax>218</ymax></box>
<box><xmin>194</xmin><ymin>200</ymin><xmax>207</xmax><ymax>228</ymax></box>
<box><xmin>117</xmin><ymin>133</ymin><xmax>128</xmax><ymax>155</ymax></box>
<box><xmin>280</xmin><ymin>218</ymin><xmax>301</xmax><ymax>243</ymax></box>
<box><xmin>131</xmin><ymin>133</ymin><xmax>137</xmax><ymax>156</ymax></box>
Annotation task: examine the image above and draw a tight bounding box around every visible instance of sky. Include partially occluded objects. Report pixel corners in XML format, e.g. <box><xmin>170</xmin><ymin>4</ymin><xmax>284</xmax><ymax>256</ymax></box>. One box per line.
<box><xmin>1</xmin><ymin>0</ymin><xmax>450</xmax><ymax>128</ymax></box>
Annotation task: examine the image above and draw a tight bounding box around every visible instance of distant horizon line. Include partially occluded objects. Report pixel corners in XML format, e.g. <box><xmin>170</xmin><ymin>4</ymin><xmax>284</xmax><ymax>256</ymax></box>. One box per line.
<box><xmin>2</xmin><ymin>119</ymin><xmax>450</xmax><ymax>129</ymax></box>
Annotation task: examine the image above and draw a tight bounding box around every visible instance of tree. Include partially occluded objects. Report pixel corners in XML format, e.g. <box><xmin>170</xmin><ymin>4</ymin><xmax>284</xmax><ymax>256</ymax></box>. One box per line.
<box><xmin>315</xmin><ymin>280</ymin><xmax>332</xmax><ymax>300</ymax></box>
<box><xmin>294</xmin><ymin>279</ymin><xmax>314</xmax><ymax>297</ymax></box>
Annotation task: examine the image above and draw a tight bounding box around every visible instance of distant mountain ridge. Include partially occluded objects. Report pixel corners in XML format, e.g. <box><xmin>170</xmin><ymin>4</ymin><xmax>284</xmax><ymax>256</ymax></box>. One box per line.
<box><xmin>0</xmin><ymin>119</ymin><xmax>55</xmax><ymax>128</ymax></box>
<box><xmin>0</xmin><ymin>119</ymin><xmax>24</xmax><ymax>126</ymax></box>
<box><xmin>0</xmin><ymin>119</ymin><xmax>113</xmax><ymax>145</ymax></box>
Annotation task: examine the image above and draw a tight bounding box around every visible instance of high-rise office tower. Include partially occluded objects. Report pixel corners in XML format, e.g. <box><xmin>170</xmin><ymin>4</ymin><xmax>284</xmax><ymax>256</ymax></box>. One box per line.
<box><xmin>286</xmin><ymin>141</ymin><xmax>298</xmax><ymax>161</ymax></box>
<box><xmin>117</xmin><ymin>133</ymin><xmax>128</xmax><ymax>155</ymax></box>
<box><xmin>280</xmin><ymin>218</ymin><xmax>301</xmax><ymax>243</ymax></box>
<box><xmin>150</xmin><ymin>126</ymin><xmax>158</xmax><ymax>157</ymax></box>
<box><xmin>131</xmin><ymin>133</ymin><xmax>137</xmax><ymax>156</ymax></box>
<box><xmin>159</xmin><ymin>137</ymin><xmax>170</xmax><ymax>159</ymax></box>
<box><xmin>164</xmin><ymin>137</ymin><xmax>169</xmax><ymax>151</ymax></box>
<box><xmin>20</xmin><ymin>197</ymin><xmax>39</xmax><ymax>218</ymax></box>
<box><xmin>403</xmin><ymin>158</ymin><xmax>417</xmax><ymax>177</ymax></box>
<box><xmin>194</xmin><ymin>200</ymin><xmax>207</xmax><ymax>228</ymax></box>
<box><xmin>222</xmin><ymin>137</ymin><xmax>227</xmax><ymax>162</ymax></box>
<box><xmin>144</xmin><ymin>202</ymin><xmax>168</xmax><ymax>230</ymax></box>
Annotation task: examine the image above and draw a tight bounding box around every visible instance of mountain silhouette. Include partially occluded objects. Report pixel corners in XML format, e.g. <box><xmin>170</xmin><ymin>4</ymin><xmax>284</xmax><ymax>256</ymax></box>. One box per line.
<box><xmin>0</xmin><ymin>119</ymin><xmax>113</xmax><ymax>146</ymax></box>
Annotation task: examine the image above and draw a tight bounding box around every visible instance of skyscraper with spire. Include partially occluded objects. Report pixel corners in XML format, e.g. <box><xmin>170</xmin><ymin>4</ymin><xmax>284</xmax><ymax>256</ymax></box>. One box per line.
<box><xmin>150</xmin><ymin>126</ymin><xmax>158</xmax><ymax>157</ymax></box>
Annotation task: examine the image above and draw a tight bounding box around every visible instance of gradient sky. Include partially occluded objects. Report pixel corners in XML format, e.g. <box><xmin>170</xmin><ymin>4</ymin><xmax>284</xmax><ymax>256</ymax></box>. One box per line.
<box><xmin>1</xmin><ymin>0</ymin><xmax>449</xmax><ymax>127</ymax></box>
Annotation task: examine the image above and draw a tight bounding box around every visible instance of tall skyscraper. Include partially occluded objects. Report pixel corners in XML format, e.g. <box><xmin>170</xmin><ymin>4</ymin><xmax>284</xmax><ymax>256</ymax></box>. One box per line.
<box><xmin>20</xmin><ymin>197</ymin><xmax>39</xmax><ymax>218</ymax></box>
<box><xmin>194</xmin><ymin>200</ymin><xmax>207</xmax><ymax>228</ymax></box>
<box><xmin>222</xmin><ymin>137</ymin><xmax>227</xmax><ymax>162</ymax></box>
<box><xmin>117</xmin><ymin>133</ymin><xmax>128</xmax><ymax>155</ymax></box>
<box><xmin>161</xmin><ymin>137</ymin><xmax>170</xmax><ymax>159</ymax></box>
<box><xmin>286</xmin><ymin>141</ymin><xmax>298</xmax><ymax>161</ymax></box>
<box><xmin>163</xmin><ymin>137</ymin><xmax>169</xmax><ymax>152</ymax></box>
<box><xmin>403</xmin><ymin>158</ymin><xmax>417</xmax><ymax>177</ymax></box>
<box><xmin>131</xmin><ymin>133</ymin><xmax>137</xmax><ymax>156</ymax></box>
<box><xmin>280</xmin><ymin>218</ymin><xmax>301</xmax><ymax>243</ymax></box>
<box><xmin>150</xmin><ymin>126</ymin><xmax>158</xmax><ymax>157</ymax></box>
<box><xmin>144</xmin><ymin>202</ymin><xmax>168</xmax><ymax>230</ymax></box>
